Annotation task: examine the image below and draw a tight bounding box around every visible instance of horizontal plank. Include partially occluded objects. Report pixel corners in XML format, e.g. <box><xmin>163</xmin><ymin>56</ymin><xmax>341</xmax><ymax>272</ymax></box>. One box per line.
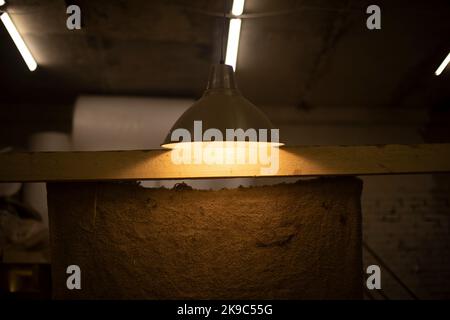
<box><xmin>0</xmin><ymin>144</ymin><xmax>449</xmax><ymax>182</ymax></box>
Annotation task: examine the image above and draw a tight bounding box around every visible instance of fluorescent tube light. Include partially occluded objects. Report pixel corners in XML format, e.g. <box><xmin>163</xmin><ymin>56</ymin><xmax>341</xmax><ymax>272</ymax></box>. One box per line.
<box><xmin>231</xmin><ymin>0</ymin><xmax>245</xmax><ymax>16</ymax></box>
<box><xmin>225</xmin><ymin>18</ymin><xmax>241</xmax><ymax>71</ymax></box>
<box><xmin>225</xmin><ymin>0</ymin><xmax>245</xmax><ymax>71</ymax></box>
<box><xmin>1</xmin><ymin>12</ymin><xmax>37</xmax><ymax>71</ymax></box>
<box><xmin>435</xmin><ymin>52</ymin><xmax>450</xmax><ymax>76</ymax></box>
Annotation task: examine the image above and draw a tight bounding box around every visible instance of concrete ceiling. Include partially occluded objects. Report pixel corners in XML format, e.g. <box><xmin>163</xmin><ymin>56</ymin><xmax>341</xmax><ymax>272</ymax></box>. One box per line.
<box><xmin>0</xmin><ymin>0</ymin><xmax>449</xmax><ymax>108</ymax></box>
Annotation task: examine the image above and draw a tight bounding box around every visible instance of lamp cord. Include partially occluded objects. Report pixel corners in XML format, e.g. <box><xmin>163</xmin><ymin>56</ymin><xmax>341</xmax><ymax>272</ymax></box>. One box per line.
<box><xmin>219</xmin><ymin>0</ymin><xmax>227</xmax><ymax>64</ymax></box>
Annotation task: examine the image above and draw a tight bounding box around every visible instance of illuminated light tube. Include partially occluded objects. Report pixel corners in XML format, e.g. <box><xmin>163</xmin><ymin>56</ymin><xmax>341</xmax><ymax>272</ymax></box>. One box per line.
<box><xmin>225</xmin><ymin>18</ymin><xmax>241</xmax><ymax>71</ymax></box>
<box><xmin>231</xmin><ymin>0</ymin><xmax>245</xmax><ymax>16</ymax></box>
<box><xmin>435</xmin><ymin>52</ymin><xmax>450</xmax><ymax>76</ymax></box>
<box><xmin>1</xmin><ymin>12</ymin><xmax>37</xmax><ymax>71</ymax></box>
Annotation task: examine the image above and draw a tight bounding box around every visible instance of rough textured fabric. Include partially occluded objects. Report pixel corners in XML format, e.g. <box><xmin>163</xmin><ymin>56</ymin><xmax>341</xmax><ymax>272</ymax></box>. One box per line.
<box><xmin>47</xmin><ymin>177</ymin><xmax>363</xmax><ymax>299</ymax></box>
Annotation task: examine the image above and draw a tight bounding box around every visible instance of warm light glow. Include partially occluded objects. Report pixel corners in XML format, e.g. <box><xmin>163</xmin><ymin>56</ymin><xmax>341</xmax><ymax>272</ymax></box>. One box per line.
<box><xmin>0</xmin><ymin>1</ymin><xmax>5</xmax><ymax>7</ymax></box>
<box><xmin>231</xmin><ymin>0</ymin><xmax>245</xmax><ymax>16</ymax></box>
<box><xmin>435</xmin><ymin>52</ymin><xmax>450</xmax><ymax>76</ymax></box>
<box><xmin>162</xmin><ymin>141</ymin><xmax>284</xmax><ymax>149</ymax></box>
<box><xmin>162</xmin><ymin>141</ymin><xmax>283</xmax><ymax>175</ymax></box>
<box><xmin>1</xmin><ymin>12</ymin><xmax>37</xmax><ymax>71</ymax></box>
<box><xmin>225</xmin><ymin>18</ymin><xmax>241</xmax><ymax>71</ymax></box>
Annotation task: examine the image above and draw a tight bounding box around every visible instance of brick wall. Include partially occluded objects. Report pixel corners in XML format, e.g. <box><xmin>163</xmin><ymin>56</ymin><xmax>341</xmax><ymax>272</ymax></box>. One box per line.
<box><xmin>362</xmin><ymin>175</ymin><xmax>450</xmax><ymax>299</ymax></box>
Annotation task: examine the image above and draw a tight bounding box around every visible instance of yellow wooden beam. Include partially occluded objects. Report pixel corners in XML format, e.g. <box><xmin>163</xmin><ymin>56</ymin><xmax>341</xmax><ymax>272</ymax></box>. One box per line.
<box><xmin>0</xmin><ymin>144</ymin><xmax>449</xmax><ymax>182</ymax></box>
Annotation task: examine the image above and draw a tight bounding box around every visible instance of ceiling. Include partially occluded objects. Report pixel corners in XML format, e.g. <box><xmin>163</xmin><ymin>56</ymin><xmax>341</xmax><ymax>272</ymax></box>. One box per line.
<box><xmin>0</xmin><ymin>0</ymin><xmax>449</xmax><ymax>108</ymax></box>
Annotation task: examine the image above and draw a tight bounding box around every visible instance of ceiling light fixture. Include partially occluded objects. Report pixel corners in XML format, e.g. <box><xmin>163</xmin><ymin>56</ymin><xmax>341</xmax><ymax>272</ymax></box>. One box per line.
<box><xmin>0</xmin><ymin>11</ymin><xmax>37</xmax><ymax>71</ymax></box>
<box><xmin>225</xmin><ymin>0</ymin><xmax>245</xmax><ymax>70</ymax></box>
<box><xmin>435</xmin><ymin>52</ymin><xmax>450</xmax><ymax>76</ymax></box>
<box><xmin>225</xmin><ymin>18</ymin><xmax>241</xmax><ymax>71</ymax></box>
<box><xmin>0</xmin><ymin>1</ymin><xmax>5</xmax><ymax>7</ymax></box>
<box><xmin>161</xmin><ymin>63</ymin><xmax>281</xmax><ymax>149</ymax></box>
<box><xmin>162</xmin><ymin>0</ymin><xmax>282</xmax><ymax>152</ymax></box>
<box><xmin>231</xmin><ymin>0</ymin><xmax>245</xmax><ymax>16</ymax></box>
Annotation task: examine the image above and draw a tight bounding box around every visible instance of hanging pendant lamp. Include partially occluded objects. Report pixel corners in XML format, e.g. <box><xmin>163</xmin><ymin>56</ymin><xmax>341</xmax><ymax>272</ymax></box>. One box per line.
<box><xmin>161</xmin><ymin>63</ymin><xmax>283</xmax><ymax>148</ymax></box>
<box><xmin>162</xmin><ymin>1</ymin><xmax>281</xmax><ymax>149</ymax></box>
